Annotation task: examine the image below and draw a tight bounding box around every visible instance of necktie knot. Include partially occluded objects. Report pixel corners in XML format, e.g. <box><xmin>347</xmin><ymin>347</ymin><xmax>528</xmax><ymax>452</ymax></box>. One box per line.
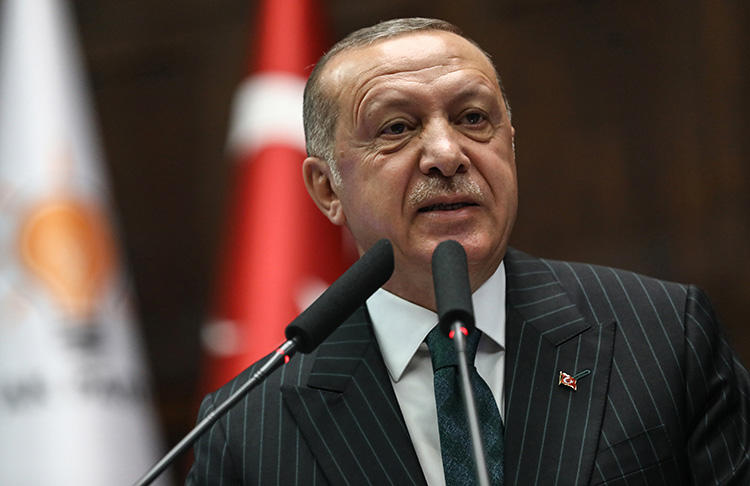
<box><xmin>426</xmin><ymin>325</ymin><xmax>481</xmax><ymax>371</ymax></box>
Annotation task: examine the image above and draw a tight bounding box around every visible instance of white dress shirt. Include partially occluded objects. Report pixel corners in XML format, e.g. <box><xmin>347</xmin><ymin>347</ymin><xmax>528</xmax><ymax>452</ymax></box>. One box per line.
<box><xmin>366</xmin><ymin>262</ymin><xmax>506</xmax><ymax>486</ymax></box>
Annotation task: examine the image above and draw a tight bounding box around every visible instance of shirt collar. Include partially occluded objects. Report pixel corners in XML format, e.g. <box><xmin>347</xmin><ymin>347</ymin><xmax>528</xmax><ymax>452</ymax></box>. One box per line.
<box><xmin>367</xmin><ymin>261</ymin><xmax>506</xmax><ymax>382</ymax></box>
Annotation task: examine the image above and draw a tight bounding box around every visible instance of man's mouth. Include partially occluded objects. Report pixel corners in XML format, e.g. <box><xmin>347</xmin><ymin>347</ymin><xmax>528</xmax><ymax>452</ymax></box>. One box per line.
<box><xmin>418</xmin><ymin>202</ymin><xmax>478</xmax><ymax>212</ymax></box>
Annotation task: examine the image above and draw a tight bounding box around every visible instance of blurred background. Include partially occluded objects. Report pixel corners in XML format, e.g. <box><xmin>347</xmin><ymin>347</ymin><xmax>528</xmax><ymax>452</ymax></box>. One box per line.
<box><xmin>2</xmin><ymin>0</ymin><xmax>748</xmax><ymax>483</ymax></box>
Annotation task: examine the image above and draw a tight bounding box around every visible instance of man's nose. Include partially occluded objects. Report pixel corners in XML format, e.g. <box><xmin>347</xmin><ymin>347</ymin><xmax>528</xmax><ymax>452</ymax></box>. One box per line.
<box><xmin>418</xmin><ymin>120</ymin><xmax>470</xmax><ymax>177</ymax></box>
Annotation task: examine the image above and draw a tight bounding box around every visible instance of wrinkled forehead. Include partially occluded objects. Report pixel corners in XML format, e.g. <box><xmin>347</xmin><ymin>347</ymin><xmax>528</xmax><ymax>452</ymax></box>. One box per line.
<box><xmin>319</xmin><ymin>31</ymin><xmax>500</xmax><ymax>104</ymax></box>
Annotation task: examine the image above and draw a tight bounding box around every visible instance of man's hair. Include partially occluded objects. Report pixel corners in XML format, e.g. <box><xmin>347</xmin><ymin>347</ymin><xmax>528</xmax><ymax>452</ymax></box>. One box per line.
<box><xmin>302</xmin><ymin>17</ymin><xmax>511</xmax><ymax>186</ymax></box>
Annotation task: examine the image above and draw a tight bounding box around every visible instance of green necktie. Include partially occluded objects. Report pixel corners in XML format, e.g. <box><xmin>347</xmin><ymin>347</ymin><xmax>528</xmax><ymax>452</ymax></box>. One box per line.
<box><xmin>426</xmin><ymin>326</ymin><xmax>504</xmax><ymax>485</ymax></box>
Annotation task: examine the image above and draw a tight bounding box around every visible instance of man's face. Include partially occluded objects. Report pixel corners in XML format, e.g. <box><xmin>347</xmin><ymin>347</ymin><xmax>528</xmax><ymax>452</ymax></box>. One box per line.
<box><xmin>314</xmin><ymin>31</ymin><xmax>517</xmax><ymax>298</ymax></box>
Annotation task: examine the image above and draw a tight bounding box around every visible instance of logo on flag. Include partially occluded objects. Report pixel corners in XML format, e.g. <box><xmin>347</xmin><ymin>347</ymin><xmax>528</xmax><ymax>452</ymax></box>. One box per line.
<box><xmin>20</xmin><ymin>198</ymin><xmax>114</xmax><ymax>320</ymax></box>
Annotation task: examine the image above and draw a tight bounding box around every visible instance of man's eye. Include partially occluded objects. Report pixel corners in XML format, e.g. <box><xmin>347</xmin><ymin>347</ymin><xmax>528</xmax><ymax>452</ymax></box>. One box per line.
<box><xmin>382</xmin><ymin>122</ymin><xmax>407</xmax><ymax>135</ymax></box>
<box><xmin>462</xmin><ymin>112</ymin><xmax>485</xmax><ymax>125</ymax></box>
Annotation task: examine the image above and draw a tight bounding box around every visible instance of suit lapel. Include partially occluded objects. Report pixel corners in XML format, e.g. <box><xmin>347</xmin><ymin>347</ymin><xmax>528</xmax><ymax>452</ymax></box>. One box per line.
<box><xmin>281</xmin><ymin>306</ymin><xmax>426</xmax><ymax>486</ymax></box>
<box><xmin>504</xmin><ymin>249</ymin><xmax>615</xmax><ymax>486</ymax></box>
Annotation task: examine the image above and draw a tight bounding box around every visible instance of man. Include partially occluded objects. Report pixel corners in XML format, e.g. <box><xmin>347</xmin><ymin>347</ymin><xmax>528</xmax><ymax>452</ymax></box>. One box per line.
<box><xmin>188</xmin><ymin>18</ymin><xmax>749</xmax><ymax>485</ymax></box>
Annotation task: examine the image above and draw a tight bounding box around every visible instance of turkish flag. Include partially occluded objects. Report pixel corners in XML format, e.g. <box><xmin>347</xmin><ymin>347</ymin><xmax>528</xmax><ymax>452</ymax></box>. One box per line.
<box><xmin>201</xmin><ymin>0</ymin><xmax>353</xmax><ymax>389</ymax></box>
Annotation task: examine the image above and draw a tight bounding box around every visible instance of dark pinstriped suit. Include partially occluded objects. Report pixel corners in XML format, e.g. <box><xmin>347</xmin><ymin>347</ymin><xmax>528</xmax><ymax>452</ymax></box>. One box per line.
<box><xmin>187</xmin><ymin>248</ymin><xmax>750</xmax><ymax>485</ymax></box>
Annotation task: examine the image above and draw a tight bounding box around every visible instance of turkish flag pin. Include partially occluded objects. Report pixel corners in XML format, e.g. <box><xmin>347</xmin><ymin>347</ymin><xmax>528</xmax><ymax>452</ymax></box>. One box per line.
<box><xmin>558</xmin><ymin>369</ymin><xmax>591</xmax><ymax>391</ymax></box>
<box><xmin>559</xmin><ymin>371</ymin><xmax>578</xmax><ymax>391</ymax></box>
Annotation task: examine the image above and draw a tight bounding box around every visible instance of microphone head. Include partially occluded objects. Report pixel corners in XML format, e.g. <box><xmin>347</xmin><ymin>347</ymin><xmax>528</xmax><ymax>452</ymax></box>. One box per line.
<box><xmin>285</xmin><ymin>239</ymin><xmax>394</xmax><ymax>352</ymax></box>
<box><xmin>431</xmin><ymin>240</ymin><xmax>475</xmax><ymax>335</ymax></box>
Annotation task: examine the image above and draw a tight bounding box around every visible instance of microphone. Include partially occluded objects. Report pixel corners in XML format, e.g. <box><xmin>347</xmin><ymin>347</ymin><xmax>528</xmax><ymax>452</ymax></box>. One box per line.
<box><xmin>287</xmin><ymin>238</ymin><xmax>394</xmax><ymax>352</ymax></box>
<box><xmin>134</xmin><ymin>239</ymin><xmax>394</xmax><ymax>486</ymax></box>
<box><xmin>430</xmin><ymin>240</ymin><xmax>490</xmax><ymax>486</ymax></box>
<box><xmin>431</xmin><ymin>239</ymin><xmax>475</xmax><ymax>335</ymax></box>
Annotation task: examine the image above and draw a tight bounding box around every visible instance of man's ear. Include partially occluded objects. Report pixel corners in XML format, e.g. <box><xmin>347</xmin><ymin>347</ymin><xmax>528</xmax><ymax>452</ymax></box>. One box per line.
<box><xmin>302</xmin><ymin>156</ymin><xmax>346</xmax><ymax>226</ymax></box>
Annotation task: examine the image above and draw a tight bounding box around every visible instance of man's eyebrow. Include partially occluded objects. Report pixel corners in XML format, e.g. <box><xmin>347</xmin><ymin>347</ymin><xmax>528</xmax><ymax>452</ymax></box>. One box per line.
<box><xmin>366</xmin><ymin>94</ymin><xmax>415</xmax><ymax>110</ymax></box>
<box><xmin>357</xmin><ymin>92</ymin><xmax>416</xmax><ymax>121</ymax></box>
<box><xmin>450</xmin><ymin>82</ymin><xmax>498</xmax><ymax>103</ymax></box>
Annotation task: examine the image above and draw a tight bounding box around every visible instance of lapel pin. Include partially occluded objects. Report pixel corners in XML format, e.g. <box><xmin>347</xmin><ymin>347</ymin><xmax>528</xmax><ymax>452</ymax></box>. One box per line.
<box><xmin>558</xmin><ymin>369</ymin><xmax>591</xmax><ymax>391</ymax></box>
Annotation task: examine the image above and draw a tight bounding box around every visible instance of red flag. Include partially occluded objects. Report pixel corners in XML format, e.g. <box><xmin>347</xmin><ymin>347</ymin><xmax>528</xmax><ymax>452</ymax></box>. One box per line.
<box><xmin>201</xmin><ymin>0</ymin><xmax>353</xmax><ymax>389</ymax></box>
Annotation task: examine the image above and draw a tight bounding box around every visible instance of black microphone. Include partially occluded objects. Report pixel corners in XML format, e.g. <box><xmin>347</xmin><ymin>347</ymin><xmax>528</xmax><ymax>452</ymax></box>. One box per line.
<box><xmin>287</xmin><ymin>238</ymin><xmax>394</xmax><ymax>351</ymax></box>
<box><xmin>430</xmin><ymin>240</ymin><xmax>490</xmax><ymax>486</ymax></box>
<box><xmin>134</xmin><ymin>239</ymin><xmax>394</xmax><ymax>486</ymax></box>
<box><xmin>432</xmin><ymin>239</ymin><xmax>475</xmax><ymax>335</ymax></box>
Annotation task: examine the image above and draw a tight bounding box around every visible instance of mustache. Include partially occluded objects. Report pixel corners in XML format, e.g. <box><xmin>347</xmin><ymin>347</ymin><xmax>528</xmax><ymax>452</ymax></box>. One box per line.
<box><xmin>408</xmin><ymin>175</ymin><xmax>484</xmax><ymax>207</ymax></box>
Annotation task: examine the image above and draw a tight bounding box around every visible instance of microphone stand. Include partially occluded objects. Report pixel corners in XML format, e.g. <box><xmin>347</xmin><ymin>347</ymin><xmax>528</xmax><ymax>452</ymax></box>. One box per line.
<box><xmin>133</xmin><ymin>338</ymin><xmax>299</xmax><ymax>486</ymax></box>
<box><xmin>449</xmin><ymin>321</ymin><xmax>491</xmax><ymax>486</ymax></box>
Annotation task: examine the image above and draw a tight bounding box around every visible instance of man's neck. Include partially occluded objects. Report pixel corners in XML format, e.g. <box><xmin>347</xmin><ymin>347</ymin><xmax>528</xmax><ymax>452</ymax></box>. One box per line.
<box><xmin>381</xmin><ymin>258</ymin><xmax>502</xmax><ymax>312</ymax></box>
<box><xmin>381</xmin><ymin>264</ymin><xmax>437</xmax><ymax>311</ymax></box>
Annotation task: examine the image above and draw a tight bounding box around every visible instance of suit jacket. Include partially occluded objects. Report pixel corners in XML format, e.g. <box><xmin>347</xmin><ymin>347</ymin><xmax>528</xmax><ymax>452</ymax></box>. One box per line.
<box><xmin>187</xmin><ymin>248</ymin><xmax>750</xmax><ymax>485</ymax></box>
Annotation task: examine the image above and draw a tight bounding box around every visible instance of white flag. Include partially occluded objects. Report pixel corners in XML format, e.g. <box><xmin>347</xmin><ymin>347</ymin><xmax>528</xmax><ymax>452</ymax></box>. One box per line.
<box><xmin>0</xmin><ymin>1</ymin><xmax>166</xmax><ymax>484</ymax></box>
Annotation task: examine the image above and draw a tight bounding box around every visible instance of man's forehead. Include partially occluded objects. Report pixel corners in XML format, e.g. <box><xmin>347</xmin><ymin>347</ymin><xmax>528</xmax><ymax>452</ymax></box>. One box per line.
<box><xmin>319</xmin><ymin>31</ymin><xmax>497</xmax><ymax>98</ymax></box>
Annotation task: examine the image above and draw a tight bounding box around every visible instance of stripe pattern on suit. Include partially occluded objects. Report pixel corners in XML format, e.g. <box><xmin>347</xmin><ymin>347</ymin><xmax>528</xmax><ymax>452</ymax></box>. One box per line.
<box><xmin>187</xmin><ymin>248</ymin><xmax>750</xmax><ymax>485</ymax></box>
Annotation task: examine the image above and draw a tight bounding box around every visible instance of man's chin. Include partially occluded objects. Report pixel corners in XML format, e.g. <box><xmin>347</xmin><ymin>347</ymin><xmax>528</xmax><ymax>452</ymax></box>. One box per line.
<box><xmin>400</xmin><ymin>236</ymin><xmax>498</xmax><ymax>268</ymax></box>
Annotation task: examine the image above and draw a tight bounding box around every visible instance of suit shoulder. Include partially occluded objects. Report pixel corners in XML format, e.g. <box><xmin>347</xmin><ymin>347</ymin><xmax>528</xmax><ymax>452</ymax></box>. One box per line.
<box><xmin>505</xmin><ymin>247</ymin><xmax>691</xmax><ymax>322</ymax></box>
<box><xmin>551</xmin><ymin>257</ymin><xmax>686</xmax><ymax>296</ymax></box>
